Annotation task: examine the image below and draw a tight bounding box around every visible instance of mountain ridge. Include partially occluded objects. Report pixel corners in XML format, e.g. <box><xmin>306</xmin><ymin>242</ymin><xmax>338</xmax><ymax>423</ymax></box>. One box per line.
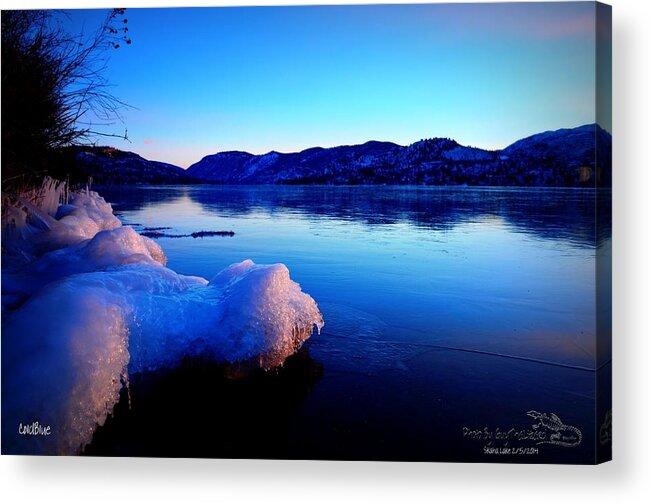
<box><xmin>73</xmin><ymin>146</ymin><xmax>197</xmax><ymax>185</ymax></box>
<box><xmin>76</xmin><ymin>124</ymin><xmax>612</xmax><ymax>187</ymax></box>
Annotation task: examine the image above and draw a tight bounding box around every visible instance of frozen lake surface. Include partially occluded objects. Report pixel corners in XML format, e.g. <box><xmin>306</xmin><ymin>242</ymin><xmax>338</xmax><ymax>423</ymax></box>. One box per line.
<box><xmin>90</xmin><ymin>185</ymin><xmax>610</xmax><ymax>462</ymax></box>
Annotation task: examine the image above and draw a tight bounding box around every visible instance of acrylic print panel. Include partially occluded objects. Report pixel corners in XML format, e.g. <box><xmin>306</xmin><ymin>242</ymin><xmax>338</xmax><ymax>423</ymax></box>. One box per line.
<box><xmin>0</xmin><ymin>2</ymin><xmax>612</xmax><ymax>463</ymax></box>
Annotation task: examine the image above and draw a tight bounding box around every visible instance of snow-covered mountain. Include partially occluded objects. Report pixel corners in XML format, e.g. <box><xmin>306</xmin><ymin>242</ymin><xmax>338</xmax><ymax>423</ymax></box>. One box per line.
<box><xmin>186</xmin><ymin>124</ymin><xmax>611</xmax><ymax>187</ymax></box>
<box><xmin>74</xmin><ymin>124</ymin><xmax>612</xmax><ymax>187</ymax></box>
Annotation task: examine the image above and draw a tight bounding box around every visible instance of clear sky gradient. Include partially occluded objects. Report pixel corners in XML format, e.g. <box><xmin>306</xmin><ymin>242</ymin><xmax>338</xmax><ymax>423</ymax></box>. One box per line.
<box><xmin>64</xmin><ymin>3</ymin><xmax>601</xmax><ymax>168</ymax></box>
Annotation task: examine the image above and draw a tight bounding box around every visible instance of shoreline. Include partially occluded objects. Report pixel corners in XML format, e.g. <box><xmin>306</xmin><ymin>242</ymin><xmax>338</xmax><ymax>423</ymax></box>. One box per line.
<box><xmin>1</xmin><ymin>183</ymin><xmax>323</xmax><ymax>455</ymax></box>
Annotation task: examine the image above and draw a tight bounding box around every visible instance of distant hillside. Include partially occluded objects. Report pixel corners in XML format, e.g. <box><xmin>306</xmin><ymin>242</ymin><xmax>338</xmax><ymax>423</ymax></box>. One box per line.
<box><xmin>186</xmin><ymin>140</ymin><xmax>403</xmax><ymax>185</ymax></box>
<box><xmin>72</xmin><ymin>124</ymin><xmax>612</xmax><ymax>187</ymax></box>
<box><xmin>72</xmin><ymin>146</ymin><xmax>196</xmax><ymax>185</ymax></box>
<box><xmin>501</xmin><ymin>124</ymin><xmax>612</xmax><ymax>186</ymax></box>
<box><xmin>187</xmin><ymin>124</ymin><xmax>611</xmax><ymax>187</ymax></box>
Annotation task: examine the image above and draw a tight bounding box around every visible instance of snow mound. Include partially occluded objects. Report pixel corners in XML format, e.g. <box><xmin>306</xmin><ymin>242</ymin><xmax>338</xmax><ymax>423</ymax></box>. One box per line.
<box><xmin>2</xmin><ymin>188</ymin><xmax>121</xmax><ymax>264</ymax></box>
<box><xmin>2</xmin><ymin>187</ymin><xmax>323</xmax><ymax>455</ymax></box>
<box><xmin>3</xmin><ymin>220</ymin><xmax>166</xmax><ymax>311</ymax></box>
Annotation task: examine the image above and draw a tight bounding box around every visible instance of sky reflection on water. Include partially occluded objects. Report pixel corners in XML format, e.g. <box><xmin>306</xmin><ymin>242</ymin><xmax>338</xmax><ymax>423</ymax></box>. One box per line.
<box><xmin>96</xmin><ymin>185</ymin><xmax>611</xmax><ymax>461</ymax></box>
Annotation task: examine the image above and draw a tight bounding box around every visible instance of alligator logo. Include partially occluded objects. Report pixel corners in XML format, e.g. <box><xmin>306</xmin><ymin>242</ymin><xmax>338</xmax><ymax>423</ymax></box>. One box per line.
<box><xmin>527</xmin><ymin>411</ymin><xmax>582</xmax><ymax>448</ymax></box>
<box><xmin>599</xmin><ymin>410</ymin><xmax>612</xmax><ymax>446</ymax></box>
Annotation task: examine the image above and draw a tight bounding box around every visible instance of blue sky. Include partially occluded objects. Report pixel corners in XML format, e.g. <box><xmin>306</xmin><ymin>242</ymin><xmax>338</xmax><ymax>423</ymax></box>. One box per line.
<box><xmin>64</xmin><ymin>3</ymin><xmax>600</xmax><ymax>168</ymax></box>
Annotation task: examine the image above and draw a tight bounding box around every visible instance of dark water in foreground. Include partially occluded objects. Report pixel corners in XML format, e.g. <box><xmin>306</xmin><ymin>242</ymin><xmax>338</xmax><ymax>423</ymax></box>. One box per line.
<box><xmin>87</xmin><ymin>185</ymin><xmax>611</xmax><ymax>462</ymax></box>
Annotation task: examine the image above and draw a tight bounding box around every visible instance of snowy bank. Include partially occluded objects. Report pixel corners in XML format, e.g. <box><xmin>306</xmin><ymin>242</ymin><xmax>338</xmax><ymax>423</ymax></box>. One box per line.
<box><xmin>1</xmin><ymin>184</ymin><xmax>323</xmax><ymax>455</ymax></box>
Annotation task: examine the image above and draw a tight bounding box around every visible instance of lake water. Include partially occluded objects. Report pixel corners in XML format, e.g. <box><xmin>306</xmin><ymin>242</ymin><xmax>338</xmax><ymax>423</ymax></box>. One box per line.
<box><xmin>88</xmin><ymin>185</ymin><xmax>611</xmax><ymax>462</ymax></box>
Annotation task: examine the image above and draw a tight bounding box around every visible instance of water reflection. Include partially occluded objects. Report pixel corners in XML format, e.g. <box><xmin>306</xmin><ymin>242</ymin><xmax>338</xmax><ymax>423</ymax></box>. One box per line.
<box><xmin>85</xmin><ymin>348</ymin><xmax>324</xmax><ymax>457</ymax></box>
<box><xmin>91</xmin><ymin>184</ymin><xmax>611</xmax><ymax>462</ymax></box>
<box><xmin>101</xmin><ymin>185</ymin><xmax>611</xmax><ymax>248</ymax></box>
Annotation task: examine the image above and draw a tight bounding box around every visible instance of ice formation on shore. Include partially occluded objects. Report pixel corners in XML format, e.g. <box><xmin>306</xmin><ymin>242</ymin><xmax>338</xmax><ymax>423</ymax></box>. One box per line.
<box><xmin>1</xmin><ymin>186</ymin><xmax>323</xmax><ymax>455</ymax></box>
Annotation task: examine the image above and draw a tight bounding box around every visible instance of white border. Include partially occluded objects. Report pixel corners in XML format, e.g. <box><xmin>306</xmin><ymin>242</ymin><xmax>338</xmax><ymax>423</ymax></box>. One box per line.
<box><xmin>1</xmin><ymin>1</ymin><xmax>650</xmax><ymax>503</ymax></box>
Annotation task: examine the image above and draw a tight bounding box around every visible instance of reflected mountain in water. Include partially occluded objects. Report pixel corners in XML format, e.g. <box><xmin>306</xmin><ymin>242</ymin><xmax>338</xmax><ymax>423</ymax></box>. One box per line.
<box><xmin>101</xmin><ymin>185</ymin><xmax>611</xmax><ymax>248</ymax></box>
